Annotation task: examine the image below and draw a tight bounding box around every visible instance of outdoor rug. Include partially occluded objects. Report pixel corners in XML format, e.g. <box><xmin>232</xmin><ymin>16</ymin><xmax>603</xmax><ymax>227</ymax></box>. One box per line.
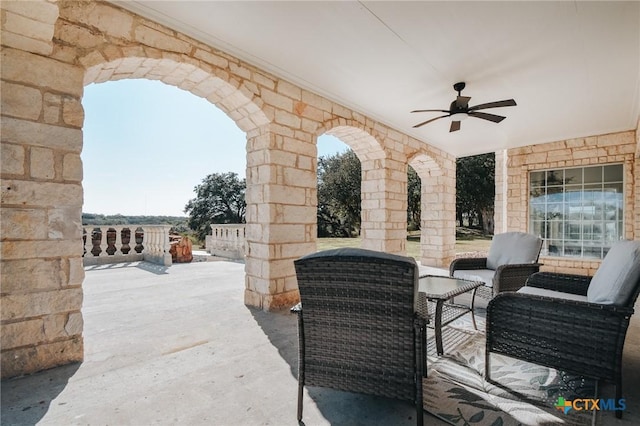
<box><xmin>423</xmin><ymin>319</ymin><xmax>599</xmax><ymax>426</ymax></box>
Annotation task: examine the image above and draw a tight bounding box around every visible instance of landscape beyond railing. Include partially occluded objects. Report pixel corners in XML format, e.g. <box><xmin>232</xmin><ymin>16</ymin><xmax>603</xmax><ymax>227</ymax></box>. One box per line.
<box><xmin>206</xmin><ymin>224</ymin><xmax>246</xmax><ymax>260</ymax></box>
<box><xmin>82</xmin><ymin>225</ymin><xmax>172</xmax><ymax>266</ymax></box>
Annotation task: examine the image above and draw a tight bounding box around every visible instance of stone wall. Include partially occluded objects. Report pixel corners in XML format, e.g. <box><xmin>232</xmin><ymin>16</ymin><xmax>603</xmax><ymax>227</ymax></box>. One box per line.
<box><xmin>636</xmin><ymin>117</ymin><xmax>640</xmax><ymax>240</ymax></box>
<box><xmin>503</xmin><ymin>130</ymin><xmax>637</xmax><ymax>275</ymax></box>
<box><xmin>494</xmin><ymin>150</ymin><xmax>508</xmax><ymax>234</ymax></box>
<box><xmin>0</xmin><ymin>0</ymin><xmax>455</xmax><ymax>377</ymax></box>
<box><xmin>1</xmin><ymin>0</ymin><xmax>85</xmax><ymax>378</ymax></box>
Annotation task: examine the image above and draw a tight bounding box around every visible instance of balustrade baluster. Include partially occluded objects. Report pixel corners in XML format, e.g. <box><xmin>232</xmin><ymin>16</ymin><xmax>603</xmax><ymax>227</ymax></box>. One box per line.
<box><xmin>145</xmin><ymin>227</ymin><xmax>151</xmax><ymax>256</ymax></box>
<box><xmin>152</xmin><ymin>227</ymin><xmax>158</xmax><ymax>255</ymax></box>
<box><xmin>121</xmin><ymin>227</ymin><xmax>131</xmax><ymax>254</ymax></box>
<box><xmin>114</xmin><ymin>226</ymin><xmax>123</xmax><ymax>256</ymax></box>
<box><xmin>152</xmin><ymin>228</ymin><xmax>158</xmax><ymax>255</ymax></box>
<box><xmin>98</xmin><ymin>226</ymin><xmax>109</xmax><ymax>257</ymax></box>
<box><xmin>83</xmin><ymin>228</ymin><xmax>90</xmax><ymax>257</ymax></box>
<box><xmin>141</xmin><ymin>227</ymin><xmax>148</xmax><ymax>256</ymax></box>
<box><xmin>162</xmin><ymin>226</ymin><xmax>170</xmax><ymax>256</ymax></box>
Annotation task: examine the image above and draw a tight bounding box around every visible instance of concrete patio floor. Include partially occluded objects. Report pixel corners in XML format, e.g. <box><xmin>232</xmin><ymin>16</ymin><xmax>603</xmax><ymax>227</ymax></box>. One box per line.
<box><xmin>2</xmin><ymin>259</ymin><xmax>640</xmax><ymax>425</ymax></box>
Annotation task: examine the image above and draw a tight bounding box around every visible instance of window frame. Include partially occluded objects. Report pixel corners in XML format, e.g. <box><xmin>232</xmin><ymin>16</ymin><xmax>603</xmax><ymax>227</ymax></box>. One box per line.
<box><xmin>528</xmin><ymin>163</ymin><xmax>624</xmax><ymax>259</ymax></box>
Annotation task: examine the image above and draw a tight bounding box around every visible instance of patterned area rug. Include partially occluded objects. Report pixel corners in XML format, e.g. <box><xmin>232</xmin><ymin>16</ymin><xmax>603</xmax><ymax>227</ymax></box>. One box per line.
<box><xmin>423</xmin><ymin>319</ymin><xmax>599</xmax><ymax>426</ymax></box>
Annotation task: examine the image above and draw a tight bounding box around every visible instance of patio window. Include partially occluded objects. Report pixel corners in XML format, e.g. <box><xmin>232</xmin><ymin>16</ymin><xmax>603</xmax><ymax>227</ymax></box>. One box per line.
<box><xmin>529</xmin><ymin>164</ymin><xmax>623</xmax><ymax>259</ymax></box>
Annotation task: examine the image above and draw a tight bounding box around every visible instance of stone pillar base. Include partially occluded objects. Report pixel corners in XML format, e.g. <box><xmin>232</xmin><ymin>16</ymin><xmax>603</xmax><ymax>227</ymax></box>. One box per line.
<box><xmin>244</xmin><ymin>289</ymin><xmax>300</xmax><ymax>311</ymax></box>
<box><xmin>1</xmin><ymin>337</ymin><xmax>83</xmax><ymax>379</ymax></box>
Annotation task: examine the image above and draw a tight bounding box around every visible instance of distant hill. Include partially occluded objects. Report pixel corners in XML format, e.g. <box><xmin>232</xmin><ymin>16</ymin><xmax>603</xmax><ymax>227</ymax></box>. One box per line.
<box><xmin>82</xmin><ymin>213</ymin><xmax>188</xmax><ymax>227</ymax></box>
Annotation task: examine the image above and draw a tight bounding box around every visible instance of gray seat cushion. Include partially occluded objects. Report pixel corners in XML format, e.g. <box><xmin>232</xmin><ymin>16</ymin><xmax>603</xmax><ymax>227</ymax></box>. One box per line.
<box><xmin>586</xmin><ymin>240</ymin><xmax>640</xmax><ymax>305</ymax></box>
<box><xmin>486</xmin><ymin>232</ymin><xmax>543</xmax><ymax>270</ymax></box>
<box><xmin>453</xmin><ymin>269</ymin><xmax>496</xmax><ymax>287</ymax></box>
<box><xmin>517</xmin><ymin>286</ymin><xmax>589</xmax><ymax>303</ymax></box>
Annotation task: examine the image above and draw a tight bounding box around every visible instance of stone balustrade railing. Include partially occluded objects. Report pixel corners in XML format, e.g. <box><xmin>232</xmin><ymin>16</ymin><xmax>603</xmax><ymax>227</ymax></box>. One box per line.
<box><xmin>205</xmin><ymin>224</ymin><xmax>246</xmax><ymax>259</ymax></box>
<box><xmin>82</xmin><ymin>225</ymin><xmax>172</xmax><ymax>266</ymax></box>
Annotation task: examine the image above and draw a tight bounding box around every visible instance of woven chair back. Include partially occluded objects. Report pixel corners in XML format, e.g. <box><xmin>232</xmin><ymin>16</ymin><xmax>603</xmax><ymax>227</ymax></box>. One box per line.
<box><xmin>294</xmin><ymin>248</ymin><xmax>419</xmax><ymax>401</ymax></box>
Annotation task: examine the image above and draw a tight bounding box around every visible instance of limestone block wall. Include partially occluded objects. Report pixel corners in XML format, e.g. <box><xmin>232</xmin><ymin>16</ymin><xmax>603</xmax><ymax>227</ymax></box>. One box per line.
<box><xmin>0</xmin><ymin>0</ymin><xmax>58</xmax><ymax>56</ymax></box>
<box><xmin>1</xmin><ymin>1</ymin><xmax>85</xmax><ymax>379</ymax></box>
<box><xmin>635</xmin><ymin>117</ymin><xmax>640</xmax><ymax>240</ymax></box>
<box><xmin>1</xmin><ymin>0</ymin><xmax>455</xmax><ymax>377</ymax></box>
<box><xmin>409</xmin><ymin>154</ymin><xmax>456</xmax><ymax>267</ymax></box>
<box><xmin>503</xmin><ymin>130</ymin><xmax>637</xmax><ymax>275</ymax></box>
<box><xmin>494</xmin><ymin>149</ymin><xmax>508</xmax><ymax>234</ymax></box>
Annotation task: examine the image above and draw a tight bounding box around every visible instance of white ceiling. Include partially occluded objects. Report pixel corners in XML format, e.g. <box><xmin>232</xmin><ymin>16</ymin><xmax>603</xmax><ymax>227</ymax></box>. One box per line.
<box><xmin>114</xmin><ymin>1</ymin><xmax>640</xmax><ymax>158</ymax></box>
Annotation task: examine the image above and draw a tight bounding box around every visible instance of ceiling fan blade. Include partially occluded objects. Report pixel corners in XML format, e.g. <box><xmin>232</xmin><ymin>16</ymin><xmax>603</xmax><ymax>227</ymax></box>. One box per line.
<box><xmin>449</xmin><ymin>121</ymin><xmax>461</xmax><ymax>132</ymax></box>
<box><xmin>455</xmin><ymin>96</ymin><xmax>471</xmax><ymax>108</ymax></box>
<box><xmin>413</xmin><ymin>115</ymin><xmax>449</xmax><ymax>128</ymax></box>
<box><xmin>469</xmin><ymin>99</ymin><xmax>517</xmax><ymax>111</ymax></box>
<box><xmin>410</xmin><ymin>109</ymin><xmax>450</xmax><ymax>113</ymax></box>
<box><xmin>468</xmin><ymin>111</ymin><xmax>506</xmax><ymax>123</ymax></box>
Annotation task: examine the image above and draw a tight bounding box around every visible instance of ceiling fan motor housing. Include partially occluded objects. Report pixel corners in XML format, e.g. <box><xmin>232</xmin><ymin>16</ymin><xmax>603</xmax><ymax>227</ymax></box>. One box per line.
<box><xmin>450</xmin><ymin>100</ymin><xmax>467</xmax><ymax>113</ymax></box>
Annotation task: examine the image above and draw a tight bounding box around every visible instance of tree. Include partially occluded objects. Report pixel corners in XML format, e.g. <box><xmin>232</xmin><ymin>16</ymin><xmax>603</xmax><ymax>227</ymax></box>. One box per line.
<box><xmin>456</xmin><ymin>153</ymin><xmax>495</xmax><ymax>234</ymax></box>
<box><xmin>184</xmin><ymin>172</ymin><xmax>246</xmax><ymax>240</ymax></box>
<box><xmin>407</xmin><ymin>165</ymin><xmax>421</xmax><ymax>230</ymax></box>
<box><xmin>317</xmin><ymin>150</ymin><xmax>361</xmax><ymax>237</ymax></box>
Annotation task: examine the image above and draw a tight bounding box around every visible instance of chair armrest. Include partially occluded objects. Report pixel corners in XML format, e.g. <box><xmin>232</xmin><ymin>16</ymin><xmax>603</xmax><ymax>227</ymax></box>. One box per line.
<box><xmin>525</xmin><ymin>272</ymin><xmax>591</xmax><ymax>296</ymax></box>
<box><xmin>414</xmin><ymin>293</ymin><xmax>428</xmax><ymax>378</ymax></box>
<box><xmin>415</xmin><ymin>314</ymin><xmax>428</xmax><ymax>379</ymax></box>
<box><xmin>488</xmin><ymin>291</ymin><xmax>633</xmax><ymax>324</ymax></box>
<box><xmin>415</xmin><ymin>292</ymin><xmax>430</xmax><ymax>324</ymax></box>
<box><xmin>290</xmin><ymin>302</ymin><xmax>302</xmax><ymax>314</ymax></box>
<box><xmin>449</xmin><ymin>257</ymin><xmax>488</xmax><ymax>276</ymax></box>
<box><xmin>493</xmin><ymin>263</ymin><xmax>542</xmax><ymax>293</ymax></box>
<box><xmin>486</xmin><ymin>292</ymin><xmax>634</xmax><ymax>382</ymax></box>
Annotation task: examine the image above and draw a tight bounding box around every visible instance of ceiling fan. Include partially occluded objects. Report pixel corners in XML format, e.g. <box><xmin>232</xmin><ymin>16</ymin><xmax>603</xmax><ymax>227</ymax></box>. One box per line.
<box><xmin>411</xmin><ymin>82</ymin><xmax>516</xmax><ymax>132</ymax></box>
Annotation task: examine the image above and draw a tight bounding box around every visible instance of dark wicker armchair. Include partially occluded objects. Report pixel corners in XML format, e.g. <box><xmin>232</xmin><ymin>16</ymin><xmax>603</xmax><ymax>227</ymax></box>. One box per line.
<box><xmin>293</xmin><ymin>248</ymin><xmax>428</xmax><ymax>426</ymax></box>
<box><xmin>450</xmin><ymin>231</ymin><xmax>543</xmax><ymax>296</ymax></box>
<box><xmin>486</xmin><ymin>240</ymin><xmax>640</xmax><ymax>419</ymax></box>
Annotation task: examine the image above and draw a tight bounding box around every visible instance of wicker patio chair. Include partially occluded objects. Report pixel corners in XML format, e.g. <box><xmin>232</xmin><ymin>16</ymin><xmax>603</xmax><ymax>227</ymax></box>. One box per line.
<box><xmin>486</xmin><ymin>240</ymin><xmax>640</xmax><ymax>419</ymax></box>
<box><xmin>449</xmin><ymin>231</ymin><xmax>543</xmax><ymax>298</ymax></box>
<box><xmin>292</xmin><ymin>248</ymin><xmax>428</xmax><ymax>426</ymax></box>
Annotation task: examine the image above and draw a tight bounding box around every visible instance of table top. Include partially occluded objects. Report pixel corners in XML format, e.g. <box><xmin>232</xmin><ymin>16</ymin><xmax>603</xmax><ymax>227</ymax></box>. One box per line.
<box><xmin>419</xmin><ymin>275</ymin><xmax>484</xmax><ymax>300</ymax></box>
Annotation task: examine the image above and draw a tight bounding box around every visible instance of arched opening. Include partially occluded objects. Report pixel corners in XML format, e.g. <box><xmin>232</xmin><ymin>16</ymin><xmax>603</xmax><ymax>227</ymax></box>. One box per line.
<box><xmin>80</xmin><ymin>71</ymin><xmax>253</xmax><ymax>368</ymax></box>
<box><xmin>73</xmin><ymin>50</ymin><xmax>275</xmax><ymax>356</ymax></box>
<box><xmin>81</xmin><ymin>56</ymin><xmax>269</xmax><ymax>271</ymax></box>
<box><xmin>318</xmin><ymin>124</ymin><xmax>407</xmax><ymax>254</ymax></box>
<box><xmin>82</xmin><ymin>79</ymin><xmax>246</xmax><ymax>219</ymax></box>
<box><xmin>316</xmin><ymin>134</ymin><xmax>359</xmax><ymax>241</ymax></box>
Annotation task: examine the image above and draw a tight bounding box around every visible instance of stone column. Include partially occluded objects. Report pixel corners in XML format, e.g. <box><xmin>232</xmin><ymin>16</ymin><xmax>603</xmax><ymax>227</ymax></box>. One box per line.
<box><xmin>244</xmin><ymin>125</ymin><xmax>317</xmax><ymax>310</ymax></box>
<box><xmin>494</xmin><ymin>149</ymin><xmax>509</xmax><ymax>234</ymax></box>
<box><xmin>635</xmin><ymin>119</ymin><xmax>640</xmax><ymax>240</ymax></box>
<box><xmin>1</xmin><ymin>45</ymin><xmax>86</xmax><ymax>377</ymax></box>
<box><xmin>419</xmin><ymin>161</ymin><xmax>456</xmax><ymax>267</ymax></box>
<box><xmin>360</xmin><ymin>157</ymin><xmax>407</xmax><ymax>254</ymax></box>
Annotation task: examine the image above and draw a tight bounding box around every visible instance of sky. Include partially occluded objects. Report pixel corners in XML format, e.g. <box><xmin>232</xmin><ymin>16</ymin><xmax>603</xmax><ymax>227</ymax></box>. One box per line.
<box><xmin>82</xmin><ymin>79</ymin><xmax>348</xmax><ymax>217</ymax></box>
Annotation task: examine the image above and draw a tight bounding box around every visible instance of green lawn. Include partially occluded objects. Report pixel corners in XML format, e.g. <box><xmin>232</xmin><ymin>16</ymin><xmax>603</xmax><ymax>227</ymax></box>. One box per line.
<box><xmin>317</xmin><ymin>235</ymin><xmax>491</xmax><ymax>260</ymax></box>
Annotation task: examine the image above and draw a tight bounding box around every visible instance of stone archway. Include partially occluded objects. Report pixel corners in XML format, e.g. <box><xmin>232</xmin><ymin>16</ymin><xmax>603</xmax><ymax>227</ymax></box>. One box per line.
<box><xmin>84</xmin><ymin>59</ymin><xmax>268</xmax><ymax>134</ymax></box>
<box><xmin>1</xmin><ymin>0</ymin><xmax>458</xmax><ymax>378</ymax></box>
